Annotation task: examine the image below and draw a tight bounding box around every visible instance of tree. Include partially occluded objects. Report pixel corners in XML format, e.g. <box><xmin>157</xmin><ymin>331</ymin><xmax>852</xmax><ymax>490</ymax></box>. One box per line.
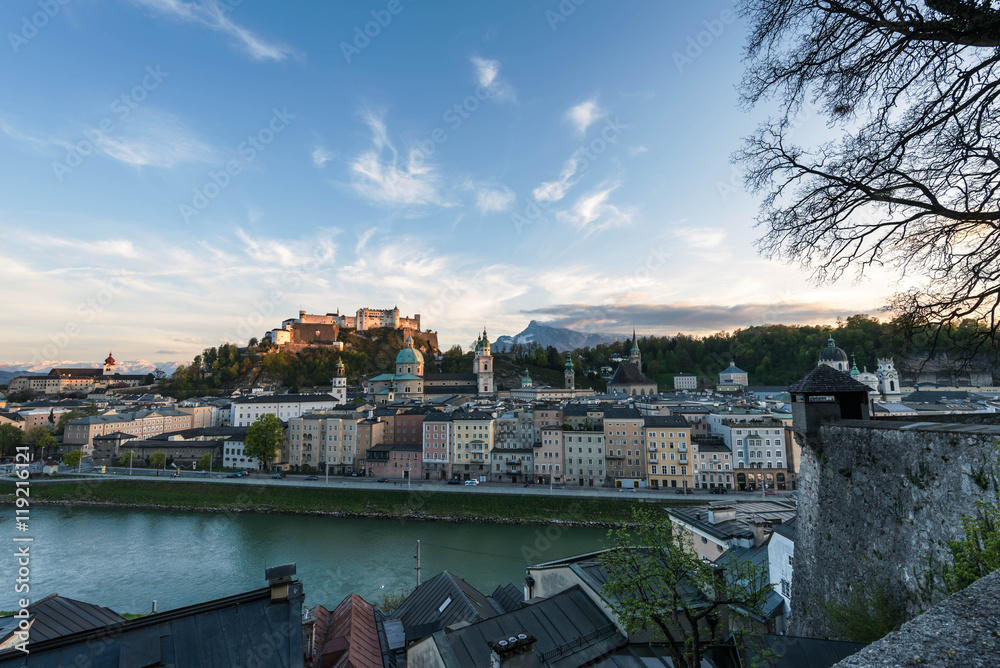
<box><xmin>63</xmin><ymin>449</ymin><xmax>83</xmax><ymax>468</ymax></box>
<box><xmin>0</xmin><ymin>424</ymin><xmax>24</xmax><ymax>456</ymax></box>
<box><xmin>119</xmin><ymin>450</ymin><xmax>136</xmax><ymax>467</ymax></box>
<box><xmin>35</xmin><ymin>433</ymin><xmax>57</xmax><ymax>459</ymax></box>
<box><xmin>197</xmin><ymin>452</ymin><xmax>213</xmax><ymax>470</ymax></box>
<box><xmin>149</xmin><ymin>450</ymin><xmax>166</xmax><ymax>469</ymax></box>
<box><xmin>601</xmin><ymin>508</ymin><xmax>772</xmax><ymax>668</ymax></box>
<box><xmin>737</xmin><ymin>1</ymin><xmax>1000</xmax><ymax>356</ymax></box>
<box><xmin>244</xmin><ymin>413</ymin><xmax>284</xmax><ymax>470</ymax></box>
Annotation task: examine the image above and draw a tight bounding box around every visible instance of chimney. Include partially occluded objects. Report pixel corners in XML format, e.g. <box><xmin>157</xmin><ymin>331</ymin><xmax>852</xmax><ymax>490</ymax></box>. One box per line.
<box><xmin>488</xmin><ymin>631</ymin><xmax>537</xmax><ymax>668</ymax></box>
<box><xmin>265</xmin><ymin>563</ymin><xmax>296</xmax><ymax>601</ymax></box>
<box><xmin>748</xmin><ymin>519</ymin><xmax>769</xmax><ymax>547</ymax></box>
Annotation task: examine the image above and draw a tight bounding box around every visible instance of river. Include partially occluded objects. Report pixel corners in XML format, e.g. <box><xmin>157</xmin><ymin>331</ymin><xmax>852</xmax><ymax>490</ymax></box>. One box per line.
<box><xmin>2</xmin><ymin>506</ymin><xmax>610</xmax><ymax>614</ymax></box>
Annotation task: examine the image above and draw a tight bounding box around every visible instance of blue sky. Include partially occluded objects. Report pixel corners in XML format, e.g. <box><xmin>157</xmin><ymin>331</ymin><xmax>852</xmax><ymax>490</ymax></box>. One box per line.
<box><xmin>0</xmin><ymin>0</ymin><xmax>903</xmax><ymax>365</ymax></box>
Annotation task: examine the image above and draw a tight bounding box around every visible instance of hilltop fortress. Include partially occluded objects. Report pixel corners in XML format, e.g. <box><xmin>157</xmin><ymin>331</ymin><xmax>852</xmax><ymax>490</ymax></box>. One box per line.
<box><xmin>265</xmin><ymin>307</ymin><xmax>436</xmax><ymax>352</ymax></box>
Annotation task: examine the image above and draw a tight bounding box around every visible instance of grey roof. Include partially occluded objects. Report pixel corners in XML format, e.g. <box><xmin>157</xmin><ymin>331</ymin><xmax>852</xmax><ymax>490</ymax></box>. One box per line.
<box><xmin>232</xmin><ymin>393</ymin><xmax>335</xmax><ymax>405</ymax></box>
<box><xmin>643</xmin><ymin>415</ymin><xmax>689</xmax><ymax>428</ymax></box>
<box><xmin>149</xmin><ymin>426</ymin><xmax>248</xmax><ymax>441</ymax></box>
<box><xmin>695</xmin><ymin>441</ymin><xmax>732</xmax><ymax>454</ymax></box>
<box><xmin>715</xmin><ymin>546</ymin><xmax>784</xmax><ymax>619</ymax></box>
<box><xmin>490</xmin><ymin>584</ymin><xmax>523</xmax><ymax>614</ymax></box>
<box><xmin>389</xmin><ymin>571</ymin><xmax>501</xmax><ymax>644</ymax></box>
<box><xmin>721</xmin><ymin>363</ymin><xmax>747</xmax><ymax>375</ymax></box>
<box><xmin>901</xmin><ymin>390</ymin><xmax>982</xmax><ymax>403</ymax></box>
<box><xmin>423</xmin><ymin>586</ymin><xmax>625</xmax><ymax>668</ymax></box>
<box><xmin>423</xmin><ymin>411</ymin><xmax>453</xmax><ymax>422</ymax></box>
<box><xmin>0</xmin><ymin>584</ymin><xmax>303</xmax><ymax>668</ymax></box>
<box><xmin>788</xmin><ymin>364</ymin><xmax>873</xmax><ymax>394</ymax></box>
<box><xmin>3</xmin><ymin>594</ymin><xmax>125</xmax><ymax>644</ymax></box>
<box><xmin>772</xmin><ymin>516</ymin><xmax>797</xmax><ymax>541</ymax></box>
<box><xmin>668</xmin><ymin>501</ymin><xmax>797</xmax><ymax>543</ymax></box>
<box><xmin>602</xmin><ymin>407</ymin><xmax>642</xmax><ymax>419</ymax></box>
<box><xmin>607</xmin><ymin>363</ymin><xmax>656</xmax><ymax>387</ymax></box>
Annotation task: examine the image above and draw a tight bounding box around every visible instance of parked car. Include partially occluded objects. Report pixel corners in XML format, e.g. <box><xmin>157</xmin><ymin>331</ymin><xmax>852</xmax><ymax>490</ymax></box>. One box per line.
<box><xmin>376</xmin><ymin>478</ymin><xmax>389</xmax><ymax>483</ymax></box>
<box><xmin>447</xmin><ymin>479</ymin><xmax>461</xmax><ymax>485</ymax></box>
<box><xmin>675</xmin><ymin>488</ymin><xmax>695</xmax><ymax>494</ymax></box>
<box><xmin>710</xmin><ymin>487</ymin><xmax>728</xmax><ymax>494</ymax></box>
<box><xmin>464</xmin><ymin>480</ymin><xmax>479</xmax><ymax>486</ymax></box>
<box><xmin>765</xmin><ymin>490</ymin><xmax>778</xmax><ymax>496</ymax></box>
<box><xmin>305</xmin><ymin>475</ymin><xmax>319</xmax><ymax>481</ymax></box>
<box><xmin>226</xmin><ymin>473</ymin><xmax>240</xmax><ymax>478</ymax></box>
<box><xmin>270</xmin><ymin>473</ymin><xmax>284</xmax><ymax>479</ymax></box>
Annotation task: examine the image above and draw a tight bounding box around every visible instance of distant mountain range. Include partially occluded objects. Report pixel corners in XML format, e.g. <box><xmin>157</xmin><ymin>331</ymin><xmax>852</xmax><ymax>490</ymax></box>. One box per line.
<box><xmin>0</xmin><ymin>360</ymin><xmax>187</xmax><ymax>385</ymax></box>
<box><xmin>493</xmin><ymin>320</ymin><xmax>629</xmax><ymax>353</ymax></box>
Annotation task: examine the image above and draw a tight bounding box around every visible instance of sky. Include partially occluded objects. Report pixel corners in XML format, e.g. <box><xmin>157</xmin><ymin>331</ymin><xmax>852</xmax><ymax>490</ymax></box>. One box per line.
<box><xmin>0</xmin><ymin>0</ymin><xmax>907</xmax><ymax>365</ymax></box>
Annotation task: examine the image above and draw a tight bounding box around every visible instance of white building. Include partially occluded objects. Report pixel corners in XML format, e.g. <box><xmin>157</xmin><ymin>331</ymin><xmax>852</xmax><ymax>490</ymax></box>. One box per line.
<box><xmin>674</xmin><ymin>373</ymin><xmax>697</xmax><ymax>390</ymax></box>
<box><xmin>231</xmin><ymin>393</ymin><xmax>341</xmax><ymax>427</ymax></box>
<box><xmin>768</xmin><ymin>518</ymin><xmax>796</xmax><ymax>633</ymax></box>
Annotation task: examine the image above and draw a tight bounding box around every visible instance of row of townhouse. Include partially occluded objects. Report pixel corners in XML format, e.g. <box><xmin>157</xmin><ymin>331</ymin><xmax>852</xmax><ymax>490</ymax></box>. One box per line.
<box><xmin>63</xmin><ymin>407</ymin><xmax>208</xmax><ymax>453</ymax></box>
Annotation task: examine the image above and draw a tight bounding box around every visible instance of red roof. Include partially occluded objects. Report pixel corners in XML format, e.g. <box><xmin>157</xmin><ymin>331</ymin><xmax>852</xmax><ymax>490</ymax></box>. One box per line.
<box><xmin>105</xmin><ymin>351</ymin><xmax>116</xmax><ymax>365</ymax></box>
<box><xmin>307</xmin><ymin>594</ymin><xmax>382</xmax><ymax>668</ymax></box>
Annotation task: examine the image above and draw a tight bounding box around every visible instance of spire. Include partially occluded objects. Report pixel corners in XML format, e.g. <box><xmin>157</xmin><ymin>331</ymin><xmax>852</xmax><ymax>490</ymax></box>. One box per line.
<box><xmin>565</xmin><ymin>351</ymin><xmax>574</xmax><ymax>369</ymax></box>
<box><xmin>850</xmin><ymin>354</ymin><xmax>860</xmax><ymax>377</ymax></box>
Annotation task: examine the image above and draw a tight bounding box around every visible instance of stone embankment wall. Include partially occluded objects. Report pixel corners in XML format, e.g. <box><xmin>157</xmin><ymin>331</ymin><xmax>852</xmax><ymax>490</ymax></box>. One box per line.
<box><xmin>791</xmin><ymin>420</ymin><xmax>999</xmax><ymax>637</ymax></box>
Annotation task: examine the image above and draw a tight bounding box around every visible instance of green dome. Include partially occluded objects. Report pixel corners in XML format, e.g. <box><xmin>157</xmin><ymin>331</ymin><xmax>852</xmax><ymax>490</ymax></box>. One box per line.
<box><xmin>396</xmin><ymin>335</ymin><xmax>424</xmax><ymax>366</ymax></box>
<box><xmin>522</xmin><ymin>368</ymin><xmax>531</xmax><ymax>383</ymax></box>
<box><xmin>565</xmin><ymin>352</ymin><xmax>574</xmax><ymax>369</ymax></box>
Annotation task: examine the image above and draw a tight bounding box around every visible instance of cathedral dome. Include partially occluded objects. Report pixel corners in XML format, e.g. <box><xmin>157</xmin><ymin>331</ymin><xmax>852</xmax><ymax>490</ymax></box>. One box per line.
<box><xmin>396</xmin><ymin>335</ymin><xmax>424</xmax><ymax>365</ymax></box>
<box><xmin>818</xmin><ymin>338</ymin><xmax>849</xmax><ymax>364</ymax></box>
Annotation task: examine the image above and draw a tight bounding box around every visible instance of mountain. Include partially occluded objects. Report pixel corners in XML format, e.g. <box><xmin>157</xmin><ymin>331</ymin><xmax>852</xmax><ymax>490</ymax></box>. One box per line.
<box><xmin>0</xmin><ymin>360</ymin><xmax>187</xmax><ymax>379</ymax></box>
<box><xmin>493</xmin><ymin>320</ymin><xmax>629</xmax><ymax>353</ymax></box>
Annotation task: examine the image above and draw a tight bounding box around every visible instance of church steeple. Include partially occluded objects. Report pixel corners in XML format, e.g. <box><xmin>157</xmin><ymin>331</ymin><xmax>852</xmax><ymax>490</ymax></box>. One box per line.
<box><xmin>629</xmin><ymin>329</ymin><xmax>641</xmax><ymax>369</ymax></box>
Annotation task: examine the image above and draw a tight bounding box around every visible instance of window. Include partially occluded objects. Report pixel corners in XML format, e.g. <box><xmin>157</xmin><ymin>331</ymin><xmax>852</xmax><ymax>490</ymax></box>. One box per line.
<box><xmin>788</xmin><ymin>555</ymin><xmax>794</xmax><ymax>565</ymax></box>
<box><xmin>781</xmin><ymin>579</ymin><xmax>791</xmax><ymax>597</ymax></box>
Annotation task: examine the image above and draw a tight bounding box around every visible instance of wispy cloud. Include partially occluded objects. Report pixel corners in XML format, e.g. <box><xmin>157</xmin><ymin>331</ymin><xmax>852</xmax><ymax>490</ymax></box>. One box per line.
<box><xmin>311</xmin><ymin>146</ymin><xmax>334</xmax><ymax>168</ymax></box>
<box><xmin>674</xmin><ymin>226</ymin><xmax>726</xmax><ymax>249</ymax></box>
<box><xmin>533</xmin><ymin>153</ymin><xmax>581</xmax><ymax>203</ymax></box>
<box><xmin>629</xmin><ymin>145</ymin><xmax>649</xmax><ymax>156</ymax></box>
<box><xmin>237</xmin><ymin>228</ymin><xmax>337</xmax><ymax>268</ymax></box>
<box><xmin>556</xmin><ymin>182</ymin><xmax>632</xmax><ymax>232</ymax></box>
<box><xmin>127</xmin><ymin>0</ymin><xmax>300</xmax><ymax>62</ymax></box>
<box><xmin>347</xmin><ymin>110</ymin><xmax>447</xmax><ymax>209</ymax></box>
<box><xmin>471</xmin><ymin>56</ymin><xmax>516</xmax><ymax>102</ymax></box>
<box><xmin>85</xmin><ymin>111</ymin><xmax>213</xmax><ymax>168</ymax></box>
<box><xmin>466</xmin><ymin>181</ymin><xmax>515</xmax><ymax>214</ymax></box>
<box><xmin>566</xmin><ymin>98</ymin><xmax>605</xmax><ymax>135</ymax></box>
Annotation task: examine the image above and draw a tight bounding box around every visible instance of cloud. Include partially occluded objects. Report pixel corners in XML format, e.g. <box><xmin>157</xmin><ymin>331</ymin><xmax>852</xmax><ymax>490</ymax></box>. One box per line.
<box><xmin>127</xmin><ymin>0</ymin><xmax>300</xmax><ymax>62</ymax></box>
<box><xmin>556</xmin><ymin>182</ymin><xmax>632</xmax><ymax>232</ymax></box>
<box><xmin>311</xmin><ymin>146</ymin><xmax>334</xmax><ymax>168</ymax></box>
<box><xmin>566</xmin><ymin>98</ymin><xmax>605</xmax><ymax>135</ymax></box>
<box><xmin>471</xmin><ymin>56</ymin><xmax>516</xmax><ymax>102</ymax></box>
<box><xmin>465</xmin><ymin>182</ymin><xmax>515</xmax><ymax>214</ymax></box>
<box><xmin>236</xmin><ymin>228</ymin><xmax>337</xmax><ymax>268</ymax></box>
<box><xmin>629</xmin><ymin>145</ymin><xmax>649</xmax><ymax>156</ymax></box>
<box><xmin>156</xmin><ymin>349</ymin><xmax>182</xmax><ymax>354</ymax></box>
<box><xmin>533</xmin><ymin>153</ymin><xmax>582</xmax><ymax>203</ymax></box>
<box><xmin>85</xmin><ymin>111</ymin><xmax>213</xmax><ymax>168</ymax></box>
<box><xmin>347</xmin><ymin>110</ymin><xmax>447</xmax><ymax>208</ymax></box>
<box><xmin>673</xmin><ymin>226</ymin><xmax>726</xmax><ymax>249</ymax></box>
<box><xmin>522</xmin><ymin>301</ymin><xmax>857</xmax><ymax>335</ymax></box>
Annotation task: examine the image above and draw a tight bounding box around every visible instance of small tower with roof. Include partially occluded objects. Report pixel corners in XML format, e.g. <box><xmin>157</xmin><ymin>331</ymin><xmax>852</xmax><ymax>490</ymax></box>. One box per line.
<box><xmin>102</xmin><ymin>351</ymin><xmax>116</xmax><ymax>376</ymax></box>
<box><xmin>629</xmin><ymin>329</ymin><xmax>641</xmax><ymax>369</ymax></box>
<box><xmin>331</xmin><ymin>359</ymin><xmax>347</xmax><ymax>405</ymax></box>
<box><xmin>564</xmin><ymin>351</ymin><xmax>575</xmax><ymax>390</ymax></box>
<box><xmin>521</xmin><ymin>368</ymin><xmax>533</xmax><ymax>389</ymax></box>
<box><xmin>818</xmin><ymin>337</ymin><xmax>850</xmax><ymax>372</ymax></box>
<box><xmin>474</xmin><ymin>328</ymin><xmax>494</xmax><ymax>394</ymax></box>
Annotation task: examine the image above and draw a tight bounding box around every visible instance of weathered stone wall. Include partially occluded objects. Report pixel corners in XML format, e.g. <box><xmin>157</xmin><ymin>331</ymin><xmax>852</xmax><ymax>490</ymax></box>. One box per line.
<box><xmin>791</xmin><ymin>420</ymin><xmax>1000</xmax><ymax>637</ymax></box>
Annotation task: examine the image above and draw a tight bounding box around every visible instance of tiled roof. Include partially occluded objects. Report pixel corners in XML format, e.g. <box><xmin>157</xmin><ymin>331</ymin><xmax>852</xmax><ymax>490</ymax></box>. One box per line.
<box><xmin>788</xmin><ymin>364</ymin><xmax>874</xmax><ymax>394</ymax></box>
<box><xmin>643</xmin><ymin>415</ymin><xmax>689</xmax><ymax>428</ymax></box>
<box><xmin>309</xmin><ymin>594</ymin><xmax>382</xmax><ymax>668</ymax></box>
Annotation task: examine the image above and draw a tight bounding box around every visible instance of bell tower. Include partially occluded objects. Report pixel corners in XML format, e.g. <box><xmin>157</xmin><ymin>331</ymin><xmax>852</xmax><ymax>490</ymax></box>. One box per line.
<box><xmin>474</xmin><ymin>328</ymin><xmax>494</xmax><ymax>394</ymax></box>
<box><xmin>332</xmin><ymin>359</ymin><xmax>347</xmax><ymax>405</ymax></box>
<box><xmin>564</xmin><ymin>352</ymin><xmax>575</xmax><ymax>390</ymax></box>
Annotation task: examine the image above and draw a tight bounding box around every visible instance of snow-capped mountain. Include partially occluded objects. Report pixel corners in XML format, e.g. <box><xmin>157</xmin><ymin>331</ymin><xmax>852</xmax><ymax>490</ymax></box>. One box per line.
<box><xmin>493</xmin><ymin>320</ymin><xmax>629</xmax><ymax>353</ymax></box>
<box><xmin>0</xmin><ymin>359</ymin><xmax>187</xmax><ymax>378</ymax></box>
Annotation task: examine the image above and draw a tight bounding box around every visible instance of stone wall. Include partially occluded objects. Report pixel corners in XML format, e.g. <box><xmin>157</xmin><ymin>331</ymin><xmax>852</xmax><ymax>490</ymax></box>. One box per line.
<box><xmin>791</xmin><ymin>420</ymin><xmax>999</xmax><ymax>637</ymax></box>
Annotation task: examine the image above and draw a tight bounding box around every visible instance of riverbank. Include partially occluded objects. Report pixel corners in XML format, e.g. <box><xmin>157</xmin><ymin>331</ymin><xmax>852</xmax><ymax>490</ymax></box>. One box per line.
<box><xmin>8</xmin><ymin>480</ymin><xmax>691</xmax><ymax>526</ymax></box>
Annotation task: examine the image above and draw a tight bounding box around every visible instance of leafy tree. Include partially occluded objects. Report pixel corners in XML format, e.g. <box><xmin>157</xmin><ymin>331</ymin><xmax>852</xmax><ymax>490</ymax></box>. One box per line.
<box><xmin>377</xmin><ymin>587</ymin><xmax>411</xmax><ymax>614</ymax></box>
<box><xmin>197</xmin><ymin>452</ymin><xmax>213</xmax><ymax>470</ymax></box>
<box><xmin>149</xmin><ymin>450</ymin><xmax>166</xmax><ymax>469</ymax></box>
<box><xmin>23</xmin><ymin>425</ymin><xmax>50</xmax><ymax>445</ymax></box>
<box><xmin>244</xmin><ymin>413</ymin><xmax>284</xmax><ymax>470</ymax></box>
<box><xmin>0</xmin><ymin>424</ymin><xmax>24</xmax><ymax>456</ymax></box>
<box><xmin>119</xmin><ymin>450</ymin><xmax>136</xmax><ymax>467</ymax></box>
<box><xmin>63</xmin><ymin>449</ymin><xmax>83</xmax><ymax>468</ymax></box>
<box><xmin>56</xmin><ymin>403</ymin><xmax>101</xmax><ymax>436</ymax></box>
<box><xmin>35</xmin><ymin>433</ymin><xmax>57</xmax><ymax>459</ymax></box>
<box><xmin>601</xmin><ymin>508</ymin><xmax>772</xmax><ymax>668</ymax></box>
<box><xmin>737</xmin><ymin>0</ymin><xmax>1000</xmax><ymax>355</ymax></box>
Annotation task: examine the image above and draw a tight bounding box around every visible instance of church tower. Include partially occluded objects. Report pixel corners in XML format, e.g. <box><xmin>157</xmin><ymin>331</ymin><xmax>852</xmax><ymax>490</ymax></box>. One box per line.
<box><xmin>474</xmin><ymin>328</ymin><xmax>494</xmax><ymax>394</ymax></box>
<box><xmin>102</xmin><ymin>351</ymin><xmax>116</xmax><ymax>376</ymax></box>
<box><xmin>564</xmin><ymin>351</ymin><xmax>575</xmax><ymax>390</ymax></box>
<box><xmin>876</xmin><ymin>358</ymin><xmax>902</xmax><ymax>402</ymax></box>
<box><xmin>629</xmin><ymin>329</ymin><xmax>641</xmax><ymax>369</ymax></box>
<box><xmin>331</xmin><ymin>359</ymin><xmax>347</xmax><ymax>405</ymax></box>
